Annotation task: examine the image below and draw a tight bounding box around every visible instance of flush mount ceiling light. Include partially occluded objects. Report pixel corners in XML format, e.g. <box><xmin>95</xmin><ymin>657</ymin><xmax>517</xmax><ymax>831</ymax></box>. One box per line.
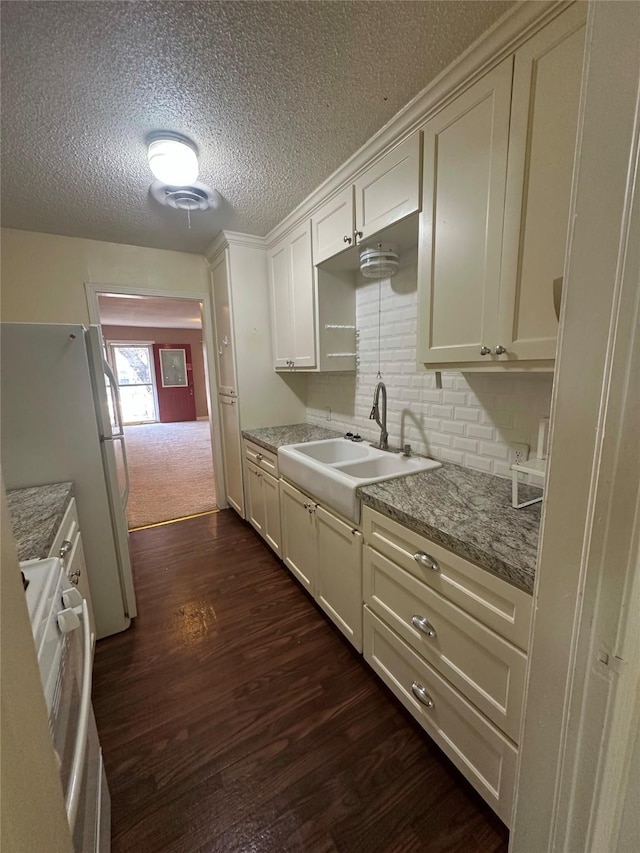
<box><xmin>147</xmin><ymin>133</ymin><xmax>198</xmax><ymax>185</ymax></box>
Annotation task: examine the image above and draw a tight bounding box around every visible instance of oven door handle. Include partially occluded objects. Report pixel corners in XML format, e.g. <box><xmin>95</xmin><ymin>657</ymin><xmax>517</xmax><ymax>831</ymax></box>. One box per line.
<box><xmin>65</xmin><ymin>598</ymin><xmax>92</xmax><ymax>828</ymax></box>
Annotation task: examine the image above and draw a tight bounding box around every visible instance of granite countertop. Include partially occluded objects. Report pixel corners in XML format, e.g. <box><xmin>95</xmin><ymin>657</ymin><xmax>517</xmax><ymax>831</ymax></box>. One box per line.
<box><xmin>6</xmin><ymin>482</ymin><xmax>74</xmax><ymax>563</ymax></box>
<box><xmin>242</xmin><ymin>423</ymin><xmax>345</xmax><ymax>453</ymax></box>
<box><xmin>358</xmin><ymin>464</ymin><xmax>542</xmax><ymax>594</ymax></box>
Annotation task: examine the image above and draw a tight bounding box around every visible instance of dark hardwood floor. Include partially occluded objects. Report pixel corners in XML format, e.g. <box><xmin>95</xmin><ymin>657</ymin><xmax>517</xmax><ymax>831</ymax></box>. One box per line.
<box><xmin>92</xmin><ymin>510</ymin><xmax>509</xmax><ymax>853</ymax></box>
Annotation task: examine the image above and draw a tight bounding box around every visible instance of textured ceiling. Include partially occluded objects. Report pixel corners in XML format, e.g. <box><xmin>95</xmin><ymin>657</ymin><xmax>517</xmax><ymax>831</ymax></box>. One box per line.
<box><xmin>97</xmin><ymin>295</ymin><xmax>203</xmax><ymax>329</ymax></box>
<box><xmin>1</xmin><ymin>0</ymin><xmax>512</xmax><ymax>254</ymax></box>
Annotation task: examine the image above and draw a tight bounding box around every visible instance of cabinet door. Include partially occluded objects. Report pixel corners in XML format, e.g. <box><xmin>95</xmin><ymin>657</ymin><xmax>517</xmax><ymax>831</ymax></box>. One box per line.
<box><xmin>262</xmin><ymin>470</ymin><xmax>282</xmax><ymax>557</ymax></box>
<box><xmin>316</xmin><ymin>506</ymin><xmax>363</xmax><ymax>651</ymax></box>
<box><xmin>312</xmin><ymin>186</ymin><xmax>355</xmax><ymax>266</ymax></box>
<box><xmin>417</xmin><ymin>59</ymin><xmax>513</xmax><ymax>365</ymax></box>
<box><xmin>211</xmin><ymin>250</ymin><xmax>238</xmax><ymax>395</ymax></box>
<box><xmin>269</xmin><ymin>238</ymin><xmax>294</xmax><ymax>369</ymax></box>
<box><xmin>280</xmin><ymin>480</ymin><xmax>316</xmax><ymax>593</ymax></box>
<box><xmin>218</xmin><ymin>395</ymin><xmax>244</xmax><ymax>517</ymax></box>
<box><xmin>355</xmin><ymin>131</ymin><xmax>421</xmax><ymax>240</ymax></box>
<box><xmin>289</xmin><ymin>221</ymin><xmax>317</xmax><ymax>368</ymax></box>
<box><xmin>245</xmin><ymin>460</ymin><xmax>265</xmax><ymax>536</ymax></box>
<box><xmin>498</xmin><ymin>5</ymin><xmax>586</xmax><ymax>361</ymax></box>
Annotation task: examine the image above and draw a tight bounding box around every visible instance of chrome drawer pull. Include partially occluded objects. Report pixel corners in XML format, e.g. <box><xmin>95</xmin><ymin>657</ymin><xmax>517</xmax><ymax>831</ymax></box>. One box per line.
<box><xmin>59</xmin><ymin>540</ymin><xmax>73</xmax><ymax>557</ymax></box>
<box><xmin>413</xmin><ymin>551</ymin><xmax>439</xmax><ymax>571</ymax></box>
<box><xmin>411</xmin><ymin>615</ymin><xmax>437</xmax><ymax>638</ymax></box>
<box><xmin>411</xmin><ymin>681</ymin><xmax>434</xmax><ymax>708</ymax></box>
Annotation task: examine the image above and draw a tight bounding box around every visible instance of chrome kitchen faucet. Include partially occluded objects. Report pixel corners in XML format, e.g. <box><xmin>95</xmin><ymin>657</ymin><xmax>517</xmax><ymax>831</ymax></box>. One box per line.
<box><xmin>369</xmin><ymin>381</ymin><xmax>389</xmax><ymax>450</ymax></box>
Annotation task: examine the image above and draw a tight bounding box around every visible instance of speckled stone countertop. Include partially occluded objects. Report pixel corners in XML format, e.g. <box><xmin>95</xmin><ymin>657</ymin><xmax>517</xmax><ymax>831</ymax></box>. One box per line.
<box><xmin>242</xmin><ymin>423</ymin><xmax>344</xmax><ymax>453</ymax></box>
<box><xmin>358</xmin><ymin>464</ymin><xmax>541</xmax><ymax>594</ymax></box>
<box><xmin>6</xmin><ymin>482</ymin><xmax>74</xmax><ymax>563</ymax></box>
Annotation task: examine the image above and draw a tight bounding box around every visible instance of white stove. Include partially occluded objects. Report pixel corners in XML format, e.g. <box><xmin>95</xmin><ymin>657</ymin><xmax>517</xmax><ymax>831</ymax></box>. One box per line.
<box><xmin>21</xmin><ymin>557</ymin><xmax>110</xmax><ymax>852</ymax></box>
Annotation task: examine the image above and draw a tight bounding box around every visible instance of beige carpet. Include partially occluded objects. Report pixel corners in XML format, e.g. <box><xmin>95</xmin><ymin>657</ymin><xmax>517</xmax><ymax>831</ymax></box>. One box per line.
<box><xmin>124</xmin><ymin>421</ymin><xmax>217</xmax><ymax>529</ymax></box>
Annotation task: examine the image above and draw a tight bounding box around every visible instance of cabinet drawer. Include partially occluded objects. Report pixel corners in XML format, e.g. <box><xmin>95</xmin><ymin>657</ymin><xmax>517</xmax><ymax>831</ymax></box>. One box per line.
<box><xmin>48</xmin><ymin>498</ymin><xmax>78</xmax><ymax>562</ymax></box>
<box><xmin>243</xmin><ymin>439</ymin><xmax>279</xmax><ymax>477</ymax></box>
<box><xmin>364</xmin><ymin>546</ymin><xmax>526</xmax><ymax>741</ymax></box>
<box><xmin>362</xmin><ymin>506</ymin><xmax>532</xmax><ymax>651</ymax></box>
<box><xmin>364</xmin><ymin>608</ymin><xmax>517</xmax><ymax>826</ymax></box>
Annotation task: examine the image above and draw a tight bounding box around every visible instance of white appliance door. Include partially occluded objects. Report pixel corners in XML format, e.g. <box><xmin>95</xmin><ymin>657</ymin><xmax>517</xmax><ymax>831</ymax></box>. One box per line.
<box><xmin>86</xmin><ymin>326</ymin><xmax>137</xmax><ymax>619</ymax></box>
<box><xmin>218</xmin><ymin>393</ymin><xmax>245</xmax><ymax>517</ymax></box>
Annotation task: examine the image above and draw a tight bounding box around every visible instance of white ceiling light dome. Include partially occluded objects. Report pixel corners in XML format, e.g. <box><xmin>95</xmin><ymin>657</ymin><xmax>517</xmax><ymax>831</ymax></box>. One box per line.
<box><xmin>147</xmin><ymin>133</ymin><xmax>198</xmax><ymax>185</ymax></box>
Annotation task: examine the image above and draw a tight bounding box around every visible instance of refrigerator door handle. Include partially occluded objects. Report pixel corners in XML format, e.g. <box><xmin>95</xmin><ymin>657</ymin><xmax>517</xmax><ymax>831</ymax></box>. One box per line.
<box><xmin>108</xmin><ymin>434</ymin><xmax>130</xmax><ymax>508</ymax></box>
<box><xmin>102</xmin><ymin>358</ymin><xmax>125</xmax><ymax>438</ymax></box>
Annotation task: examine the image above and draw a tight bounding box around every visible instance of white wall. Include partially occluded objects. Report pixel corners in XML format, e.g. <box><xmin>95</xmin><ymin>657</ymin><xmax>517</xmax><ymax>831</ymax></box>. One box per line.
<box><xmin>0</xmin><ymin>228</ymin><xmax>210</xmax><ymax>324</ymax></box>
<box><xmin>306</xmin><ymin>262</ymin><xmax>552</xmax><ymax>478</ymax></box>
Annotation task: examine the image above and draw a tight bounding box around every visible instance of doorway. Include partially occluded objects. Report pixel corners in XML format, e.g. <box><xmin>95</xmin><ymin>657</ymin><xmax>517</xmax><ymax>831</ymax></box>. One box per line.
<box><xmin>94</xmin><ymin>292</ymin><xmax>219</xmax><ymax>530</ymax></box>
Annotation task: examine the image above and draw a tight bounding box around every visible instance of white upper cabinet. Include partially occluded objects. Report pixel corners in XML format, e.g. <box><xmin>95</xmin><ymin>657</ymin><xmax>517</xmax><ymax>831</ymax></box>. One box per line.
<box><xmin>211</xmin><ymin>250</ymin><xmax>238</xmax><ymax>395</ymax></box>
<box><xmin>354</xmin><ymin>130</ymin><xmax>421</xmax><ymax>242</ymax></box>
<box><xmin>269</xmin><ymin>220</ymin><xmax>317</xmax><ymax>370</ymax></box>
<box><xmin>312</xmin><ymin>132</ymin><xmax>422</xmax><ymax>267</ymax></box>
<box><xmin>289</xmin><ymin>223</ymin><xmax>316</xmax><ymax>368</ymax></box>
<box><xmin>269</xmin><ymin>241</ymin><xmax>294</xmax><ymax>370</ymax></box>
<box><xmin>417</xmin><ymin>5</ymin><xmax>586</xmax><ymax>369</ymax></box>
<box><xmin>312</xmin><ymin>186</ymin><xmax>355</xmax><ymax>266</ymax></box>
<box><xmin>497</xmin><ymin>4</ymin><xmax>586</xmax><ymax>361</ymax></box>
<box><xmin>417</xmin><ymin>58</ymin><xmax>513</xmax><ymax>365</ymax></box>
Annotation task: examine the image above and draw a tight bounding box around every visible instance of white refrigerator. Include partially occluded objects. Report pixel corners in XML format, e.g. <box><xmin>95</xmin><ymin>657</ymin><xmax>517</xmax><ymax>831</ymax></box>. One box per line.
<box><xmin>1</xmin><ymin>323</ymin><xmax>137</xmax><ymax>639</ymax></box>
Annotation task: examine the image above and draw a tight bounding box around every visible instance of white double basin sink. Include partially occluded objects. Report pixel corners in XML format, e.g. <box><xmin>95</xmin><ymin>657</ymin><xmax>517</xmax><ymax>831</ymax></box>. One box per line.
<box><xmin>278</xmin><ymin>438</ymin><xmax>441</xmax><ymax>523</ymax></box>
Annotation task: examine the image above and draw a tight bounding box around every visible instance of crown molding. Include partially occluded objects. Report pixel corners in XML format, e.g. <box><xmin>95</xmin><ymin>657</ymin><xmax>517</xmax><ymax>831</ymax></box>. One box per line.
<box><xmin>264</xmin><ymin>0</ymin><xmax>574</xmax><ymax>248</ymax></box>
<box><xmin>204</xmin><ymin>229</ymin><xmax>266</xmax><ymax>263</ymax></box>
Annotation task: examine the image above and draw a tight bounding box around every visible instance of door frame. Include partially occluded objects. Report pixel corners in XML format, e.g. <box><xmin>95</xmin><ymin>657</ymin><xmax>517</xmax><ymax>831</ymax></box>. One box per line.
<box><xmin>106</xmin><ymin>340</ymin><xmax>160</xmax><ymax>425</ymax></box>
<box><xmin>85</xmin><ymin>283</ymin><xmax>227</xmax><ymax>509</ymax></box>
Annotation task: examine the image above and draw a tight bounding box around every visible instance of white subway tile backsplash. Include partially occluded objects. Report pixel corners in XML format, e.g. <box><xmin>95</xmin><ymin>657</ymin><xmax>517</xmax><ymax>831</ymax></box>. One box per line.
<box><xmin>454</xmin><ymin>406</ymin><xmax>481</xmax><ymax>422</ymax></box>
<box><xmin>466</xmin><ymin>423</ymin><xmax>496</xmax><ymax>441</ymax></box>
<box><xmin>430</xmin><ymin>403</ymin><xmax>454</xmax><ymax>419</ymax></box>
<box><xmin>441</xmin><ymin>420</ymin><xmax>466</xmax><ymax>436</ymax></box>
<box><xmin>465</xmin><ymin>455</ymin><xmax>494</xmax><ymax>473</ymax></box>
<box><xmin>306</xmin><ymin>269</ymin><xmax>553</xmax><ymax>481</ymax></box>
<box><xmin>453</xmin><ymin>437</ymin><xmax>479</xmax><ymax>453</ymax></box>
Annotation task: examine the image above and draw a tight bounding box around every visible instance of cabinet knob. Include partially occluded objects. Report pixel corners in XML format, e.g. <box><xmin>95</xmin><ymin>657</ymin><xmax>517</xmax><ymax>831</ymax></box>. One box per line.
<box><xmin>343</xmin><ymin>235</ymin><xmax>352</xmax><ymax>244</ymax></box>
<box><xmin>411</xmin><ymin>681</ymin><xmax>434</xmax><ymax>709</ymax></box>
<box><xmin>413</xmin><ymin>551</ymin><xmax>439</xmax><ymax>571</ymax></box>
<box><xmin>411</xmin><ymin>615</ymin><xmax>437</xmax><ymax>638</ymax></box>
<box><xmin>354</xmin><ymin>230</ymin><xmax>363</xmax><ymax>240</ymax></box>
<box><xmin>494</xmin><ymin>345</ymin><xmax>507</xmax><ymax>355</ymax></box>
<box><xmin>59</xmin><ymin>540</ymin><xmax>73</xmax><ymax>557</ymax></box>
<box><xmin>479</xmin><ymin>346</ymin><xmax>491</xmax><ymax>356</ymax></box>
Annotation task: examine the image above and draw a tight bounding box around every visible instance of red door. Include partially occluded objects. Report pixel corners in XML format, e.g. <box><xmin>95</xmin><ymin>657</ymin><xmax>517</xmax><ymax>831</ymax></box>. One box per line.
<box><xmin>152</xmin><ymin>344</ymin><xmax>197</xmax><ymax>423</ymax></box>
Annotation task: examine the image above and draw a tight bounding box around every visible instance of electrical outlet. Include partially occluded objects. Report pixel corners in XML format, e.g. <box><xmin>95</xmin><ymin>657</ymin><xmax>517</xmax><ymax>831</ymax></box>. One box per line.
<box><xmin>510</xmin><ymin>443</ymin><xmax>530</xmax><ymax>466</ymax></box>
<box><xmin>325</xmin><ymin>406</ymin><xmax>332</xmax><ymax>422</ymax></box>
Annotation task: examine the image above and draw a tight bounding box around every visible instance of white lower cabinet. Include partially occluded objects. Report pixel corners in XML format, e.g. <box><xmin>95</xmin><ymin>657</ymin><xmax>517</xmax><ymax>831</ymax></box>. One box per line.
<box><xmin>363</xmin><ymin>545</ymin><xmax>526</xmax><ymax>742</ymax></box>
<box><xmin>316</xmin><ymin>506</ymin><xmax>363</xmax><ymax>652</ymax></box>
<box><xmin>280</xmin><ymin>479</ymin><xmax>316</xmax><ymax>593</ymax></box>
<box><xmin>280</xmin><ymin>480</ymin><xmax>363</xmax><ymax>651</ymax></box>
<box><xmin>364</xmin><ymin>608</ymin><xmax>518</xmax><ymax>826</ymax></box>
<box><xmin>362</xmin><ymin>506</ymin><xmax>532</xmax><ymax>826</ymax></box>
<box><xmin>244</xmin><ymin>443</ymin><xmax>281</xmax><ymax>557</ymax></box>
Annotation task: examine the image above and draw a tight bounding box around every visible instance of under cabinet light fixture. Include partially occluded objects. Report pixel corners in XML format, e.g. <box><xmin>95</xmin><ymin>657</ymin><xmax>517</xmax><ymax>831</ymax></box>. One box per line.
<box><xmin>147</xmin><ymin>133</ymin><xmax>198</xmax><ymax>185</ymax></box>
